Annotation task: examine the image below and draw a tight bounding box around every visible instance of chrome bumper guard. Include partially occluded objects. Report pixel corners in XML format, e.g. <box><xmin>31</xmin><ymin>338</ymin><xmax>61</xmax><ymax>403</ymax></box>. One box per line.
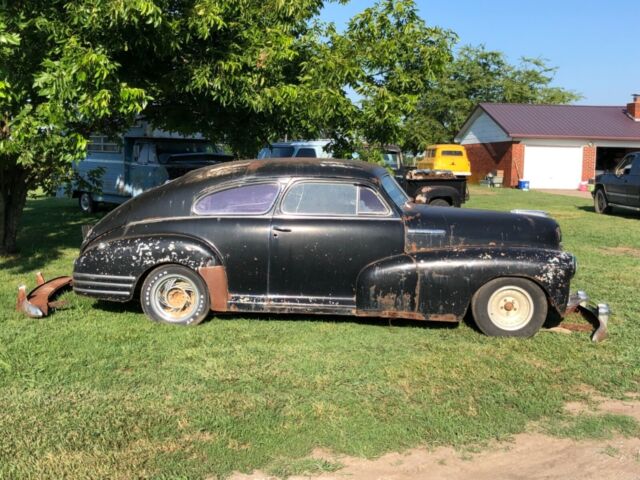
<box><xmin>565</xmin><ymin>290</ymin><xmax>610</xmax><ymax>343</ymax></box>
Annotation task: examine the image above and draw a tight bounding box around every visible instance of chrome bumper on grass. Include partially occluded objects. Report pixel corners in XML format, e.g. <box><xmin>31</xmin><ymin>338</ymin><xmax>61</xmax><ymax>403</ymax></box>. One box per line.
<box><xmin>565</xmin><ymin>290</ymin><xmax>610</xmax><ymax>343</ymax></box>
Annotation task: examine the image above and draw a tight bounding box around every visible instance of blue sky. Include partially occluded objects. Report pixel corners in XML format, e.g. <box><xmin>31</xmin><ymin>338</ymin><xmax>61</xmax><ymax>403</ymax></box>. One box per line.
<box><xmin>321</xmin><ymin>0</ymin><xmax>637</xmax><ymax>105</ymax></box>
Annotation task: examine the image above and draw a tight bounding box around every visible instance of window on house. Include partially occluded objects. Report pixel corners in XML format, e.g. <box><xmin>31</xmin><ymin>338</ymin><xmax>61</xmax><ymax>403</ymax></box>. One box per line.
<box><xmin>88</xmin><ymin>135</ymin><xmax>121</xmax><ymax>153</ymax></box>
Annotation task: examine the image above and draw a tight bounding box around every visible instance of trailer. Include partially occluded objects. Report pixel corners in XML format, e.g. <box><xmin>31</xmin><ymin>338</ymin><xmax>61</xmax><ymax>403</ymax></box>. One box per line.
<box><xmin>69</xmin><ymin>123</ymin><xmax>233</xmax><ymax>212</ymax></box>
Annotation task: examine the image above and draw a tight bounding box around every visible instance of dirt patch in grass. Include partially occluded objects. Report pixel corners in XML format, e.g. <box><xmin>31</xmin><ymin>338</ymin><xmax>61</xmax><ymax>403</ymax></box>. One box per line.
<box><xmin>230</xmin><ymin>396</ymin><xmax>640</xmax><ymax>480</ymax></box>
<box><xmin>602</xmin><ymin>246</ymin><xmax>640</xmax><ymax>258</ymax></box>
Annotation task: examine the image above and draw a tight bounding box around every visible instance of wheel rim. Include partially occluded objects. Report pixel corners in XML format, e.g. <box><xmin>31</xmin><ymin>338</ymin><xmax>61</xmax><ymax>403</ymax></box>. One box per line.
<box><xmin>80</xmin><ymin>194</ymin><xmax>91</xmax><ymax>211</ymax></box>
<box><xmin>487</xmin><ymin>285</ymin><xmax>534</xmax><ymax>331</ymax></box>
<box><xmin>150</xmin><ymin>274</ymin><xmax>200</xmax><ymax>323</ymax></box>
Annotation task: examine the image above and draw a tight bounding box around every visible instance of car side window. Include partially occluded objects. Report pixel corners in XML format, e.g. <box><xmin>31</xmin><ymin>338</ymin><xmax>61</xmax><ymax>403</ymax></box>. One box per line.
<box><xmin>616</xmin><ymin>155</ymin><xmax>633</xmax><ymax>175</ymax></box>
<box><xmin>358</xmin><ymin>187</ymin><xmax>389</xmax><ymax>215</ymax></box>
<box><xmin>194</xmin><ymin>183</ymin><xmax>280</xmax><ymax>215</ymax></box>
<box><xmin>282</xmin><ymin>182</ymin><xmax>357</xmax><ymax>215</ymax></box>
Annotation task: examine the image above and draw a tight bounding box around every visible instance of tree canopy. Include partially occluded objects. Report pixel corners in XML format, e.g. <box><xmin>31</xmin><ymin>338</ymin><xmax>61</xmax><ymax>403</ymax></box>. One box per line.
<box><xmin>0</xmin><ymin>0</ymin><xmax>579</xmax><ymax>253</ymax></box>
<box><xmin>401</xmin><ymin>45</ymin><xmax>582</xmax><ymax>152</ymax></box>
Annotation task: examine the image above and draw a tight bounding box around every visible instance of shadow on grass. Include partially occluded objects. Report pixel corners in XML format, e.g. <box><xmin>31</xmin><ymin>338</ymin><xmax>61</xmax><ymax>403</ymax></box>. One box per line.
<box><xmin>577</xmin><ymin>205</ymin><xmax>640</xmax><ymax>219</ymax></box>
<box><xmin>0</xmin><ymin>198</ymin><xmax>106</xmax><ymax>274</ymax></box>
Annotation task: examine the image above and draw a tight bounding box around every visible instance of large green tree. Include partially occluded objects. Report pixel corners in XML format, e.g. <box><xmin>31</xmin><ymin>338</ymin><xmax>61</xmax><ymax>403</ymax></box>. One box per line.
<box><xmin>0</xmin><ymin>0</ymin><xmax>454</xmax><ymax>254</ymax></box>
<box><xmin>402</xmin><ymin>45</ymin><xmax>582</xmax><ymax>152</ymax></box>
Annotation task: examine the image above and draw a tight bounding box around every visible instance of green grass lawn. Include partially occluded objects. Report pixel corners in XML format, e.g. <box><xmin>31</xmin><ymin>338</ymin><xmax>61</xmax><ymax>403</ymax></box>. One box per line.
<box><xmin>1</xmin><ymin>188</ymin><xmax>639</xmax><ymax>479</ymax></box>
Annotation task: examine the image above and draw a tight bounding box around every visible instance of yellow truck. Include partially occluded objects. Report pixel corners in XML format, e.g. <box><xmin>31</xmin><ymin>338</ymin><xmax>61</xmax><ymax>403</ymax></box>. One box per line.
<box><xmin>417</xmin><ymin>144</ymin><xmax>471</xmax><ymax>177</ymax></box>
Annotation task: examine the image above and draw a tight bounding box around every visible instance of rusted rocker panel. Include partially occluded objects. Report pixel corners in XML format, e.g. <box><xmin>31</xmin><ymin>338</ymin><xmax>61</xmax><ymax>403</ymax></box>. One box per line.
<box><xmin>16</xmin><ymin>273</ymin><xmax>73</xmax><ymax>318</ymax></box>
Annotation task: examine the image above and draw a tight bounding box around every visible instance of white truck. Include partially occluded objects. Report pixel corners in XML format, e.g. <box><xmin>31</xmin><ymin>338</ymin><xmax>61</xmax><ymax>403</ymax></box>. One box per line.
<box><xmin>70</xmin><ymin>123</ymin><xmax>232</xmax><ymax>212</ymax></box>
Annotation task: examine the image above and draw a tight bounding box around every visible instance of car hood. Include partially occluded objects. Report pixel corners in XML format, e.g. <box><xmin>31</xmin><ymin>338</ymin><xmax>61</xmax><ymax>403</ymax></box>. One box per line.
<box><xmin>403</xmin><ymin>204</ymin><xmax>561</xmax><ymax>251</ymax></box>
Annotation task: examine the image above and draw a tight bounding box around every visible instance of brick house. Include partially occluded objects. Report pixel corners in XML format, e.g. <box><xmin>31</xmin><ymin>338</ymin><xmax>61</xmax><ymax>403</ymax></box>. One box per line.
<box><xmin>455</xmin><ymin>96</ymin><xmax>640</xmax><ymax>188</ymax></box>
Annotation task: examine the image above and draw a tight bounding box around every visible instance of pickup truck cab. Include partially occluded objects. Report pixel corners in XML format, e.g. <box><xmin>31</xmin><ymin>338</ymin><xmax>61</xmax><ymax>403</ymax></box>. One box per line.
<box><xmin>384</xmin><ymin>146</ymin><xmax>468</xmax><ymax>207</ymax></box>
<box><xmin>593</xmin><ymin>152</ymin><xmax>640</xmax><ymax>214</ymax></box>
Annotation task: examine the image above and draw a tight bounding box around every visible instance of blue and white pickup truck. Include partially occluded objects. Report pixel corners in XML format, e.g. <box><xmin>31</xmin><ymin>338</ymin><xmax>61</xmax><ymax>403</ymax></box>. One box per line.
<box><xmin>70</xmin><ymin>124</ymin><xmax>233</xmax><ymax>212</ymax></box>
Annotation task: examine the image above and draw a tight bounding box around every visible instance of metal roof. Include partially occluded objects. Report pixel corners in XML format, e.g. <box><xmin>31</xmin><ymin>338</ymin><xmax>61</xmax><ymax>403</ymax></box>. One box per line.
<box><xmin>477</xmin><ymin>103</ymin><xmax>640</xmax><ymax>141</ymax></box>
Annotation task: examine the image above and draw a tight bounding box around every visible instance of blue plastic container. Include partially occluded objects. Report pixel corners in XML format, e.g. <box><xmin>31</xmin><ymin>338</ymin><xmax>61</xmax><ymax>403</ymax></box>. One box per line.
<box><xmin>518</xmin><ymin>180</ymin><xmax>530</xmax><ymax>191</ymax></box>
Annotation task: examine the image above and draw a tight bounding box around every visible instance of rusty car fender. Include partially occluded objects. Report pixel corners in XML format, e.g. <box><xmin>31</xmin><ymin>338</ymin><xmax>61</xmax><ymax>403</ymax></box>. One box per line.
<box><xmin>355</xmin><ymin>247</ymin><xmax>575</xmax><ymax>321</ymax></box>
<box><xmin>73</xmin><ymin>234</ymin><xmax>224</xmax><ymax>302</ymax></box>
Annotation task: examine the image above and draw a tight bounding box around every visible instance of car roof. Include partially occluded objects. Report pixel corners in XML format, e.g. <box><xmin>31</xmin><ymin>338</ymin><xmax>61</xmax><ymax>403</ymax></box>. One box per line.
<box><xmin>269</xmin><ymin>140</ymin><xmax>331</xmax><ymax>147</ymax></box>
<box><xmin>180</xmin><ymin>158</ymin><xmax>388</xmax><ymax>187</ymax></box>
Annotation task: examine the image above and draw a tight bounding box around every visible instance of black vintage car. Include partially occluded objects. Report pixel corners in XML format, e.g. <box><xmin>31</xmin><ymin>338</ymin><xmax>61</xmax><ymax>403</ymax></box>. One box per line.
<box><xmin>593</xmin><ymin>152</ymin><xmax>640</xmax><ymax>214</ymax></box>
<box><xmin>71</xmin><ymin>158</ymin><xmax>582</xmax><ymax>337</ymax></box>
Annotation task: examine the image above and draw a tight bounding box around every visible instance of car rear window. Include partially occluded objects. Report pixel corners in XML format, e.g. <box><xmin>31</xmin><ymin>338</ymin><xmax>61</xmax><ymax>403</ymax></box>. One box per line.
<box><xmin>194</xmin><ymin>183</ymin><xmax>280</xmax><ymax>215</ymax></box>
<box><xmin>441</xmin><ymin>150</ymin><xmax>463</xmax><ymax>156</ymax></box>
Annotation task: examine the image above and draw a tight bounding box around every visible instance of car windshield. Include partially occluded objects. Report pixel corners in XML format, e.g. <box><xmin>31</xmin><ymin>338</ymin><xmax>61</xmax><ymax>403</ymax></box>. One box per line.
<box><xmin>380</xmin><ymin>175</ymin><xmax>409</xmax><ymax>209</ymax></box>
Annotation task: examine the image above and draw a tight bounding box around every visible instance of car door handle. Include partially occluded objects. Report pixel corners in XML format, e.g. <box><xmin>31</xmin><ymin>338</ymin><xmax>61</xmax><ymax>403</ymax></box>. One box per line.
<box><xmin>273</xmin><ymin>226</ymin><xmax>292</xmax><ymax>232</ymax></box>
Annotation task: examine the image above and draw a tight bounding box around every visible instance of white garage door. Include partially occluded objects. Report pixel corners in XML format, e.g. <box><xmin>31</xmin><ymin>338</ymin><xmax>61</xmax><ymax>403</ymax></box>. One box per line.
<box><xmin>523</xmin><ymin>146</ymin><xmax>583</xmax><ymax>189</ymax></box>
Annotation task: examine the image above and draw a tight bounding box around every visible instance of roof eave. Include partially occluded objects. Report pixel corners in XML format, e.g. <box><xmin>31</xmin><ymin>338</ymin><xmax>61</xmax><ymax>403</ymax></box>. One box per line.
<box><xmin>454</xmin><ymin>104</ymin><xmax>511</xmax><ymax>142</ymax></box>
<box><xmin>512</xmin><ymin>134</ymin><xmax>640</xmax><ymax>141</ymax></box>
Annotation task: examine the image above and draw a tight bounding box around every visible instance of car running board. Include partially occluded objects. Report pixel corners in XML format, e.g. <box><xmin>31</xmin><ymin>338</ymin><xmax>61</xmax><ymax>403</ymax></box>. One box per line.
<box><xmin>16</xmin><ymin>273</ymin><xmax>73</xmax><ymax>318</ymax></box>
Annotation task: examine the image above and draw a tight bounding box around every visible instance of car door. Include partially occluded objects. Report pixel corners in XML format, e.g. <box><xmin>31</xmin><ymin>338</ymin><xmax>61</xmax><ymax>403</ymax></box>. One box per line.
<box><xmin>605</xmin><ymin>154</ymin><xmax>633</xmax><ymax>204</ymax></box>
<box><xmin>624</xmin><ymin>154</ymin><xmax>640</xmax><ymax>207</ymax></box>
<box><xmin>268</xmin><ymin>180</ymin><xmax>405</xmax><ymax>308</ymax></box>
<box><xmin>128</xmin><ymin>142</ymin><xmax>168</xmax><ymax>196</ymax></box>
<box><xmin>192</xmin><ymin>182</ymin><xmax>282</xmax><ymax>300</ymax></box>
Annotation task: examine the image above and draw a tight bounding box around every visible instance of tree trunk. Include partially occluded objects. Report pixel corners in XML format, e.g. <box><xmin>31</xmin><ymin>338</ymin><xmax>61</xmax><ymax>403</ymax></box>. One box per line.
<box><xmin>0</xmin><ymin>164</ymin><xmax>29</xmax><ymax>255</ymax></box>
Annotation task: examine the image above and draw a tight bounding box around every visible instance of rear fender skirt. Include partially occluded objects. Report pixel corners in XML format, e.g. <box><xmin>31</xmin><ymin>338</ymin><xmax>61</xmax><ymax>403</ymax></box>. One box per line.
<box><xmin>356</xmin><ymin>247</ymin><xmax>575</xmax><ymax>320</ymax></box>
<box><xmin>73</xmin><ymin>235</ymin><xmax>220</xmax><ymax>301</ymax></box>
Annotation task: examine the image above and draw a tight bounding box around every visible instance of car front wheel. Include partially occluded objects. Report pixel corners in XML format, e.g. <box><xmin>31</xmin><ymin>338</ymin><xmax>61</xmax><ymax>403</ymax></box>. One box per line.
<box><xmin>471</xmin><ymin>277</ymin><xmax>547</xmax><ymax>337</ymax></box>
<box><xmin>141</xmin><ymin>265</ymin><xmax>210</xmax><ymax>326</ymax></box>
<box><xmin>594</xmin><ymin>189</ymin><xmax>610</xmax><ymax>214</ymax></box>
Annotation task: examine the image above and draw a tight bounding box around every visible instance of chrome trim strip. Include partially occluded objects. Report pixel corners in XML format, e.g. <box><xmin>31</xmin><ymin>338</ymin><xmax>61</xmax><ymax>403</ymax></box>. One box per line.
<box><xmin>609</xmin><ymin>203</ymin><xmax>640</xmax><ymax>212</ymax></box>
<box><xmin>73</xmin><ymin>279</ymin><xmax>134</xmax><ymax>288</ymax></box>
<box><xmin>510</xmin><ymin>209</ymin><xmax>549</xmax><ymax>217</ymax></box>
<box><xmin>73</xmin><ymin>272</ymin><xmax>136</xmax><ymax>281</ymax></box>
<box><xmin>407</xmin><ymin>228</ymin><xmax>447</xmax><ymax>236</ymax></box>
<box><xmin>73</xmin><ymin>287</ymin><xmax>131</xmax><ymax>296</ymax></box>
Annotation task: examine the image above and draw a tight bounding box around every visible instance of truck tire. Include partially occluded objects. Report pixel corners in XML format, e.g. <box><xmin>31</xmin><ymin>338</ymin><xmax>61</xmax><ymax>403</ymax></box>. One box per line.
<box><xmin>594</xmin><ymin>189</ymin><xmax>611</xmax><ymax>214</ymax></box>
<box><xmin>429</xmin><ymin>198</ymin><xmax>451</xmax><ymax>207</ymax></box>
<box><xmin>79</xmin><ymin>192</ymin><xmax>95</xmax><ymax>214</ymax></box>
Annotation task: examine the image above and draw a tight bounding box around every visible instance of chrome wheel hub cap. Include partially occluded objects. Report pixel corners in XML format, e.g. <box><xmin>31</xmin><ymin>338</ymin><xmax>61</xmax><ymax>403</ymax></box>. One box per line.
<box><xmin>151</xmin><ymin>275</ymin><xmax>199</xmax><ymax>323</ymax></box>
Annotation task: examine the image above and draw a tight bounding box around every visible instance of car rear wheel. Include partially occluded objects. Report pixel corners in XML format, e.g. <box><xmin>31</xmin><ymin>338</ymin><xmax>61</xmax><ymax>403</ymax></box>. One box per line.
<box><xmin>594</xmin><ymin>189</ymin><xmax>610</xmax><ymax>214</ymax></box>
<box><xmin>471</xmin><ymin>277</ymin><xmax>547</xmax><ymax>337</ymax></box>
<box><xmin>429</xmin><ymin>198</ymin><xmax>451</xmax><ymax>207</ymax></box>
<box><xmin>79</xmin><ymin>192</ymin><xmax>95</xmax><ymax>214</ymax></box>
<box><xmin>141</xmin><ymin>265</ymin><xmax>210</xmax><ymax>326</ymax></box>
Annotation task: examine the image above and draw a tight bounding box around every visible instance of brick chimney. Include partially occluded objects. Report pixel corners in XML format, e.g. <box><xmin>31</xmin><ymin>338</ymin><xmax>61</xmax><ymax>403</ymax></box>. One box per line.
<box><xmin>627</xmin><ymin>94</ymin><xmax>640</xmax><ymax>121</ymax></box>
